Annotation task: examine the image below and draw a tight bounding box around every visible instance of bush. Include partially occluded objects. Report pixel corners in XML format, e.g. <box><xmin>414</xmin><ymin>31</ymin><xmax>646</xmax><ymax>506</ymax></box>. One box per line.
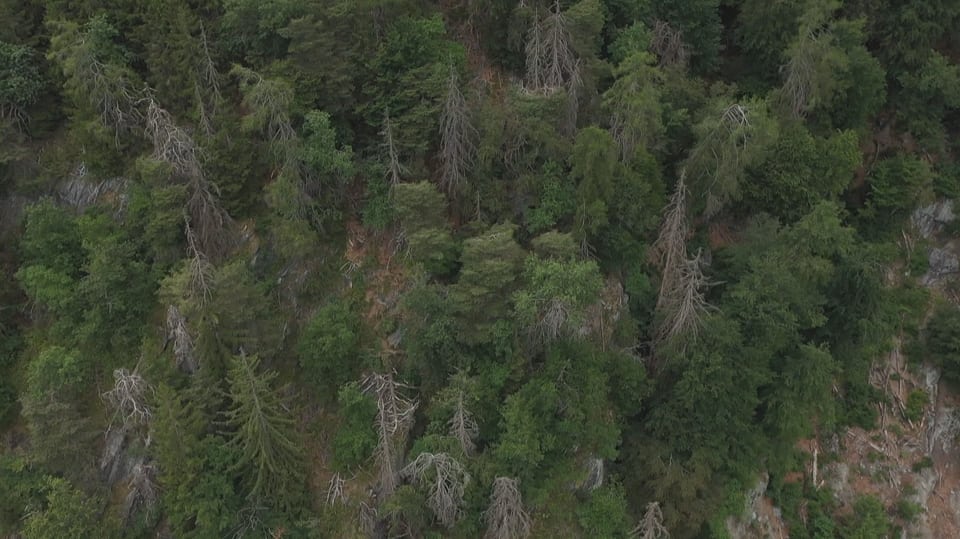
<box><xmin>331</xmin><ymin>382</ymin><xmax>377</xmax><ymax>472</ymax></box>
<box><xmin>298</xmin><ymin>300</ymin><xmax>363</xmax><ymax>400</ymax></box>
<box><xmin>904</xmin><ymin>389</ymin><xmax>928</xmax><ymax>422</ymax></box>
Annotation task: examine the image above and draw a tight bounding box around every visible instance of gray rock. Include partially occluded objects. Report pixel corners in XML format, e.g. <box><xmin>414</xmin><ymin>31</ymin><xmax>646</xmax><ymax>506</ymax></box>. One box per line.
<box><xmin>912</xmin><ymin>200</ymin><xmax>956</xmax><ymax>238</ymax></box>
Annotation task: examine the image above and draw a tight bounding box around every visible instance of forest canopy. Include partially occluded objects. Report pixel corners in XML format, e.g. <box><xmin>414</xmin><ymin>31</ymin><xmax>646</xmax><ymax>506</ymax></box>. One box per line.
<box><xmin>1</xmin><ymin>0</ymin><xmax>959</xmax><ymax>538</ymax></box>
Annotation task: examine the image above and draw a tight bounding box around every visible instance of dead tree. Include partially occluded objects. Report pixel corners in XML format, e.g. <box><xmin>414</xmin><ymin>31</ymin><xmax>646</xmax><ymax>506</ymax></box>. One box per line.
<box><xmin>363</xmin><ymin>372</ymin><xmax>418</xmax><ymax>498</ymax></box>
<box><xmin>524</xmin><ymin>0</ymin><xmax>582</xmax><ymax>132</ymax></box>
<box><xmin>326</xmin><ymin>472</ymin><xmax>346</xmax><ymax>506</ymax></box>
<box><xmin>631</xmin><ymin>501</ymin><xmax>669</xmax><ymax>539</ymax></box>
<box><xmin>652</xmin><ymin>173</ymin><xmax>690</xmax><ymax>312</ymax></box>
<box><xmin>122</xmin><ymin>461</ymin><xmax>159</xmax><ymax>525</ymax></box>
<box><xmin>184</xmin><ymin>220</ymin><xmax>215</xmax><ymax>306</ymax></box>
<box><xmin>103</xmin><ymin>368</ymin><xmax>154</xmax><ymax>430</ymax></box>
<box><xmin>447</xmin><ymin>391</ymin><xmax>479</xmax><ymax>456</ymax></box>
<box><xmin>484</xmin><ymin>477</ymin><xmax>532</xmax><ymax>539</ymax></box>
<box><xmin>381</xmin><ymin>110</ymin><xmax>407</xmax><ymax>185</ymax></box>
<box><xmin>166</xmin><ymin>305</ymin><xmax>198</xmax><ymax>373</ymax></box>
<box><xmin>195</xmin><ymin>22</ymin><xmax>221</xmax><ymax>135</ymax></box>
<box><xmin>401</xmin><ymin>452</ymin><xmax>471</xmax><ymax>528</ymax></box>
<box><xmin>649</xmin><ymin>20</ymin><xmax>689</xmax><ymax>68</ymax></box>
<box><xmin>143</xmin><ymin>97</ymin><xmax>233</xmax><ymax>259</ymax></box>
<box><xmin>439</xmin><ymin>68</ymin><xmax>477</xmax><ymax>194</ymax></box>
<box><xmin>655</xmin><ymin>250</ymin><xmax>713</xmax><ymax>345</ymax></box>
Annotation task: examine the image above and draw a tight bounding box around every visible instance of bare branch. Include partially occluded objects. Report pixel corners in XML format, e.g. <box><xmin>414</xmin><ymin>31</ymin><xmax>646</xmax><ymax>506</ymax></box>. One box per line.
<box><xmin>103</xmin><ymin>368</ymin><xmax>154</xmax><ymax>429</ymax></box>
<box><xmin>122</xmin><ymin>461</ymin><xmax>159</xmax><ymax>525</ymax></box>
<box><xmin>484</xmin><ymin>477</ymin><xmax>532</xmax><ymax>539</ymax></box>
<box><xmin>166</xmin><ymin>305</ymin><xmax>198</xmax><ymax>373</ymax></box>
<box><xmin>401</xmin><ymin>452</ymin><xmax>471</xmax><ymax>528</ymax></box>
<box><xmin>362</xmin><ymin>372</ymin><xmax>419</xmax><ymax>498</ymax></box>
<box><xmin>652</xmin><ymin>173</ymin><xmax>690</xmax><ymax>310</ymax></box>
<box><xmin>381</xmin><ymin>110</ymin><xmax>407</xmax><ymax>186</ymax></box>
<box><xmin>447</xmin><ymin>391</ymin><xmax>479</xmax><ymax>456</ymax></box>
<box><xmin>631</xmin><ymin>501</ymin><xmax>669</xmax><ymax>539</ymax></box>
<box><xmin>524</xmin><ymin>1</ymin><xmax>581</xmax><ymax>99</ymax></box>
<box><xmin>439</xmin><ymin>68</ymin><xmax>477</xmax><ymax>194</ymax></box>
<box><xmin>326</xmin><ymin>472</ymin><xmax>347</xmax><ymax>506</ymax></box>
<box><xmin>649</xmin><ymin>20</ymin><xmax>690</xmax><ymax>68</ymax></box>
<box><xmin>655</xmin><ymin>249</ymin><xmax>714</xmax><ymax>345</ymax></box>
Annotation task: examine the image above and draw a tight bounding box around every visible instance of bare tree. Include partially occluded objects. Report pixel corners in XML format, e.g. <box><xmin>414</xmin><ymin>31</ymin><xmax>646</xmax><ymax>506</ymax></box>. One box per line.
<box><xmin>144</xmin><ymin>98</ymin><xmax>203</xmax><ymax>178</ymax></box>
<box><xmin>382</xmin><ymin>110</ymin><xmax>407</xmax><ymax>185</ymax></box>
<box><xmin>363</xmin><ymin>372</ymin><xmax>418</xmax><ymax>498</ymax></box>
<box><xmin>631</xmin><ymin>501</ymin><xmax>669</xmax><ymax>539</ymax></box>
<box><xmin>143</xmin><ymin>97</ymin><xmax>233</xmax><ymax>259</ymax></box>
<box><xmin>166</xmin><ymin>305</ymin><xmax>198</xmax><ymax>373</ymax></box>
<box><xmin>447</xmin><ymin>391</ymin><xmax>479</xmax><ymax>456</ymax></box>
<box><xmin>184</xmin><ymin>220</ymin><xmax>215</xmax><ymax>306</ymax></box>
<box><xmin>195</xmin><ymin>22</ymin><xmax>221</xmax><ymax>135</ymax></box>
<box><xmin>649</xmin><ymin>20</ymin><xmax>690</xmax><ymax>68</ymax></box>
<box><xmin>326</xmin><ymin>472</ymin><xmax>347</xmax><ymax>506</ymax></box>
<box><xmin>484</xmin><ymin>477</ymin><xmax>532</xmax><ymax>539</ymax></box>
<box><xmin>655</xmin><ymin>250</ymin><xmax>713</xmax><ymax>345</ymax></box>
<box><xmin>231</xmin><ymin>65</ymin><xmax>296</xmax><ymax>153</ymax></box>
<box><xmin>524</xmin><ymin>1</ymin><xmax>583</xmax><ymax>134</ymax></box>
<box><xmin>103</xmin><ymin>368</ymin><xmax>154</xmax><ymax>430</ymax></box>
<box><xmin>652</xmin><ymin>173</ymin><xmax>690</xmax><ymax>311</ymax></box>
<box><xmin>439</xmin><ymin>68</ymin><xmax>477</xmax><ymax>194</ymax></box>
<box><xmin>122</xmin><ymin>461</ymin><xmax>159</xmax><ymax>525</ymax></box>
<box><xmin>401</xmin><ymin>452</ymin><xmax>470</xmax><ymax>528</ymax></box>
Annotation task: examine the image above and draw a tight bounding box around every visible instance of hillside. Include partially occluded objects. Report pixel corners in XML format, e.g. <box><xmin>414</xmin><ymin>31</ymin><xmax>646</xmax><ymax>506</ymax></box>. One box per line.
<box><xmin>3</xmin><ymin>1</ymin><xmax>960</xmax><ymax>538</ymax></box>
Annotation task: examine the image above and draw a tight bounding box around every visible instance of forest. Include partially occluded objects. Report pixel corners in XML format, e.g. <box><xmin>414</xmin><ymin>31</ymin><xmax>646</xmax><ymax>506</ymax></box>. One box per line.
<box><xmin>3</xmin><ymin>0</ymin><xmax>960</xmax><ymax>537</ymax></box>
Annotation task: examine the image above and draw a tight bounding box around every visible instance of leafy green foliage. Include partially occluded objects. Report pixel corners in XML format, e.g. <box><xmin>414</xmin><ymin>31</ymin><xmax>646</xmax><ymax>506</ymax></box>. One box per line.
<box><xmin>298</xmin><ymin>299</ymin><xmax>363</xmax><ymax>399</ymax></box>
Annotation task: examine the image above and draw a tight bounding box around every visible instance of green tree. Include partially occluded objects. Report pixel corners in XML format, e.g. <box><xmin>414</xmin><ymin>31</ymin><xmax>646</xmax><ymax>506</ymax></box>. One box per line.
<box><xmin>223</xmin><ymin>352</ymin><xmax>305</xmax><ymax>506</ymax></box>
<box><xmin>153</xmin><ymin>383</ymin><xmax>242</xmax><ymax>537</ymax></box>
<box><xmin>449</xmin><ymin>223</ymin><xmax>525</xmax><ymax>345</ymax></box>
<box><xmin>0</xmin><ymin>41</ymin><xmax>44</xmax><ymax>121</ymax></box>
<box><xmin>298</xmin><ymin>299</ymin><xmax>363</xmax><ymax>399</ymax></box>
<box><xmin>21</xmin><ymin>477</ymin><xmax>104</xmax><ymax>539</ymax></box>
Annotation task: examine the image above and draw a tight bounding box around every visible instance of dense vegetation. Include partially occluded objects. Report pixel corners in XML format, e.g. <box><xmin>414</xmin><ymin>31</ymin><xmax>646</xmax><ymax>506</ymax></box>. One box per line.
<box><xmin>1</xmin><ymin>0</ymin><xmax>959</xmax><ymax>537</ymax></box>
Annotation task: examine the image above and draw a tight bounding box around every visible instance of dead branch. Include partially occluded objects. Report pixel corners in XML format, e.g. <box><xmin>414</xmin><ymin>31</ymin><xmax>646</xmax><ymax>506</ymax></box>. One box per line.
<box><xmin>326</xmin><ymin>472</ymin><xmax>347</xmax><ymax>506</ymax></box>
<box><xmin>484</xmin><ymin>477</ymin><xmax>532</xmax><ymax>539</ymax></box>
<box><xmin>447</xmin><ymin>391</ymin><xmax>479</xmax><ymax>456</ymax></box>
<box><xmin>649</xmin><ymin>20</ymin><xmax>689</xmax><ymax>68</ymax></box>
<box><xmin>362</xmin><ymin>372</ymin><xmax>418</xmax><ymax>498</ymax></box>
<box><xmin>631</xmin><ymin>501</ymin><xmax>669</xmax><ymax>539</ymax></box>
<box><xmin>382</xmin><ymin>110</ymin><xmax>407</xmax><ymax>185</ymax></box>
<box><xmin>655</xmin><ymin>249</ymin><xmax>714</xmax><ymax>345</ymax></box>
<box><xmin>166</xmin><ymin>305</ymin><xmax>198</xmax><ymax>373</ymax></box>
<box><xmin>122</xmin><ymin>461</ymin><xmax>159</xmax><ymax>525</ymax></box>
<box><xmin>439</xmin><ymin>68</ymin><xmax>477</xmax><ymax>194</ymax></box>
<box><xmin>652</xmin><ymin>173</ymin><xmax>690</xmax><ymax>310</ymax></box>
<box><xmin>401</xmin><ymin>452</ymin><xmax>470</xmax><ymax>528</ymax></box>
<box><xmin>103</xmin><ymin>368</ymin><xmax>154</xmax><ymax>430</ymax></box>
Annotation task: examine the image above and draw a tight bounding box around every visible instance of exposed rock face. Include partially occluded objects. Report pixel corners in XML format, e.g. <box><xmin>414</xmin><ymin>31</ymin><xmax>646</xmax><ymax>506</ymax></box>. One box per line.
<box><xmin>912</xmin><ymin>200</ymin><xmax>955</xmax><ymax>239</ymax></box>
<box><xmin>922</xmin><ymin>247</ymin><xmax>960</xmax><ymax>286</ymax></box>
<box><xmin>725</xmin><ymin>473</ymin><xmax>788</xmax><ymax>539</ymax></box>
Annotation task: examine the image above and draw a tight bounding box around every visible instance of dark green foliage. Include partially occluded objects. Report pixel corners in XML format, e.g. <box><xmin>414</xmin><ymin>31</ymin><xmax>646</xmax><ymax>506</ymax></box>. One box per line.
<box><xmin>863</xmin><ymin>155</ymin><xmax>934</xmax><ymax>233</ymax></box>
<box><xmin>743</xmin><ymin>124</ymin><xmax>859</xmax><ymax>222</ymax></box>
<box><xmin>298</xmin><ymin>299</ymin><xmax>363</xmax><ymax>399</ymax></box>
<box><xmin>3</xmin><ymin>0</ymin><xmax>959</xmax><ymax>535</ymax></box>
<box><xmin>223</xmin><ymin>353</ymin><xmax>305</xmax><ymax>507</ymax></box>
<box><xmin>331</xmin><ymin>382</ymin><xmax>377</xmax><ymax>471</ymax></box>
<box><xmin>839</xmin><ymin>495</ymin><xmax>891</xmax><ymax>538</ymax></box>
<box><xmin>576</xmin><ymin>483</ymin><xmax>633</xmax><ymax>539</ymax></box>
<box><xmin>0</xmin><ymin>41</ymin><xmax>44</xmax><ymax>114</ymax></box>
<box><xmin>21</xmin><ymin>477</ymin><xmax>105</xmax><ymax>539</ymax></box>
